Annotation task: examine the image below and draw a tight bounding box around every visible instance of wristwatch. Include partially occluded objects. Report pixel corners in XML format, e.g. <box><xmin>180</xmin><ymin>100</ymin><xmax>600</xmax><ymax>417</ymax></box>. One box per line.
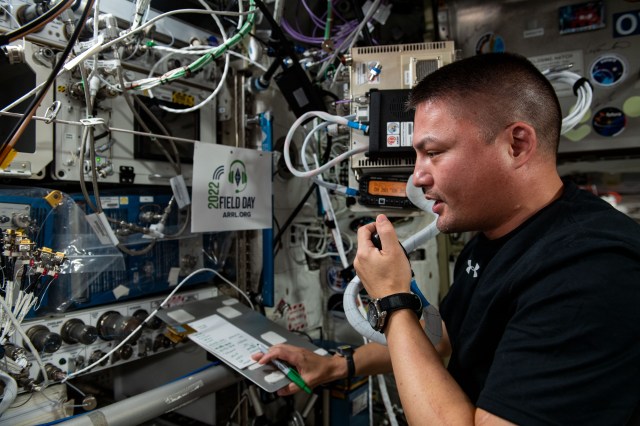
<box><xmin>368</xmin><ymin>293</ymin><xmax>422</xmax><ymax>333</ymax></box>
<box><xmin>336</xmin><ymin>344</ymin><xmax>355</xmax><ymax>380</ymax></box>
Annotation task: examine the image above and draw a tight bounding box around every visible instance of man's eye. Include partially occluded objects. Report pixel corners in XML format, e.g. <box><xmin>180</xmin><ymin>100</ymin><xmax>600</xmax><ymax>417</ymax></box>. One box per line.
<box><xmin>427</xmin><ymin>151</ymin><xmax>439</xmax><ymax>158</ymax></box>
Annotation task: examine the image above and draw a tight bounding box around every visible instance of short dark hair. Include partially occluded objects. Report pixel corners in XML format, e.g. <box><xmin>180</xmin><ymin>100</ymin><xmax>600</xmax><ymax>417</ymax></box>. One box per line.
<box><xmin>407</xmin><ymin>52</ymin><xmax>562</xmax><ymax>155</ymax></box>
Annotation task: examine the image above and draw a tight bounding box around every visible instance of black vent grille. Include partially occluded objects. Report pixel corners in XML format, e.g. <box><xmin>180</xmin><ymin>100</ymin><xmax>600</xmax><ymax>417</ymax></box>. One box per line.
<box><xmin>357</xmin><ymin>157</ymin><xmax>415</xmax><ymax>168</ymax></box>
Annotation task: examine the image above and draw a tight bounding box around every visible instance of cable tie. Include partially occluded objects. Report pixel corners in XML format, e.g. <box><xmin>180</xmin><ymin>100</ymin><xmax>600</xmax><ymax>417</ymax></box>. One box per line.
<box><xmin>182</xmin><ymin>66</ymin><xmax>192</xmax><ymax>78</ymax></box>
<box><xmin>79</xmin><ymin>117</ymin><xmax>106</xmax><ymax>127</ymax></box>
<box><xmin>44</xmin><ymin>101</ymin><xmax>61</xmax><ymax>124</ymax></box>
<box><xmin>572</xmin><ymin>77</ymin><xmax>593</xmax><ymax>96</ymax></box>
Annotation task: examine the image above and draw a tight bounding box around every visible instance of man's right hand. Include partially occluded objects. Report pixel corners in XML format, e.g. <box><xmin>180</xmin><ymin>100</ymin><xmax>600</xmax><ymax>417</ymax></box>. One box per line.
<box><xmin>252</xmin><ymin>344</ymin><xmax>346</xmax><ymax>395</ymax></box>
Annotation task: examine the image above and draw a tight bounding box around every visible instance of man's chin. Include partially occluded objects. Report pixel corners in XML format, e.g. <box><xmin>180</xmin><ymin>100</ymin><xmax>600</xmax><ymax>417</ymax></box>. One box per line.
<box><xmin>435</xmin><ymin>217</ymin><xmax>459</xmax><ymax>234</ymax></box>
<box><xmin>435</xmin><ymin>218</ymin><xmax>449</xmax><ymax>233</ymax></box>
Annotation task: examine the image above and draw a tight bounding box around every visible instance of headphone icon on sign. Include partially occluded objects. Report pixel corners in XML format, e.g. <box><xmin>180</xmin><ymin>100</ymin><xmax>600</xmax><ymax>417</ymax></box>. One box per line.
<box><xmin>228</xmin><ymin>159</ymin><xmax>248</xmax><ymax>193</ymax></box>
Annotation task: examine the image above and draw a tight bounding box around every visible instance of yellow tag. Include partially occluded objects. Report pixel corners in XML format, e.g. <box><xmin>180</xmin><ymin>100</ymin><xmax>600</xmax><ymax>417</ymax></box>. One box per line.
<box><xmin>164</xmin><ymin>323</ymin><xmax>197</xmax><ymax>343</ymax></box>
<box><xmin>44</xmin><ymin>190</ymin><xmax>63</xmax><ymax>208</ymax></box>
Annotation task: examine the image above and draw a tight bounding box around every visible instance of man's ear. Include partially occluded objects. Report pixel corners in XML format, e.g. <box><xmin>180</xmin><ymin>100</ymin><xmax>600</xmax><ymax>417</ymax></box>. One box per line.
<box><xmin>507</xmin><ymin>122</ymin><xmax>537</xmax><ymax>168</ymax></box>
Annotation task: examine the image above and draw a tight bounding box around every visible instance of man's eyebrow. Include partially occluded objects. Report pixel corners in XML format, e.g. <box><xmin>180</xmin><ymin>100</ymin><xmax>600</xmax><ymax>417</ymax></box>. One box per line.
<box><xmin>413</xmin><ymin>135</ymin><xmax>438</xmax><ymax>150</ymax></box>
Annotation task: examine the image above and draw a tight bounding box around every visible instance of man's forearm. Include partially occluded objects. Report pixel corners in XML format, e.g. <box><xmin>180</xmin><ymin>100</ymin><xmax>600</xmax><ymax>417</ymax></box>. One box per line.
<box><xmin>385</xmin><ymin>310</ymin><xmax>475</xmax><ymax>424</ymax></box>
<box><xmin>351</xmin><ymin>342</ymin><xmax>393</xmax><ymax>377</ymax></box>
<box><xmin>348</xmin><ymin>320</ymin><xmax>450</xmax><ymax>380</ymax></box>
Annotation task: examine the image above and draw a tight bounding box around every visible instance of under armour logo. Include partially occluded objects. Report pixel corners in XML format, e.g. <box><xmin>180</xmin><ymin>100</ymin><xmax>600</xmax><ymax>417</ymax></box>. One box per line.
<box><xmin>466</xmin><ymin>260</ymin><xmax>480</xmax><ymax>277</ymax></box>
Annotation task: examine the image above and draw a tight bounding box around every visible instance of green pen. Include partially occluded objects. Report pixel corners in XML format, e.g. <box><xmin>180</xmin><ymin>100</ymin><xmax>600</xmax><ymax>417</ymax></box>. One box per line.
<box><xmin>257</xmin><ymin>344</ymin><xmax>312</xmax><ymax>394</ymax></box>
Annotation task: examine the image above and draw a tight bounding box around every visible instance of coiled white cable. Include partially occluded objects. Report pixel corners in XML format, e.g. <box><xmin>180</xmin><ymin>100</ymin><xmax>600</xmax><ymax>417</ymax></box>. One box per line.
<box><xmin>543</xmin><ymin>68</ymin><xmax>593</xmax><ymax>135</ymax></box>
<box><xmin>284</xmin><ymin>111</ymin><xmax>368</xmax><ymax>178</ymax></box>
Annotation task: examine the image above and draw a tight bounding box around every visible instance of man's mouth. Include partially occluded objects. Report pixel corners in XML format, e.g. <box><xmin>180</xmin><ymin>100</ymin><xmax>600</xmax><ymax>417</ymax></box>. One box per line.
<box><xmin>425</xmin><ymin>196</ymin><xmax>443</xmax><ymax>214</ymax></box>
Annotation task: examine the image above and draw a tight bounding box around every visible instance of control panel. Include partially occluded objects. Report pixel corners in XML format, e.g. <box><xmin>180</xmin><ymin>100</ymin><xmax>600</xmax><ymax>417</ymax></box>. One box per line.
<box><xmin>358</xmin><ymin>175</ymin><xmax>415</xmax><ymax>208</ymax></box>
<box><xmin>51</xmin><ymin>65</ymin><xmax>217</xmax><ymax>186</ymax></box>
<box><xmin>0</xmin><ymin>0</ymin><xmax>221</xmax><ymax>181</ymax></box>
<box><xmin>0</xmin><ymin>0</ymin><xmax>212</xmax><ymax>50</ymax></box>
<box><xmin>8</xmin><ymin>286</ymin><xmax>217</xmax><ymax>392</ymax></box>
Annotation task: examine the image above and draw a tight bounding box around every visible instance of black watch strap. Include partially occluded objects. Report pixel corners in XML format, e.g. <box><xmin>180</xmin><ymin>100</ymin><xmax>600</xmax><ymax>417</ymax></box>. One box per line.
<box><xmin>379</xmin><ymin>292</ymin><xmax>422</xmax><ymax>316</ymax></box>
<box><xmin>337</xmin><ymin>345</ymin><xmax>355</xmax><ymax>379</ymax></box>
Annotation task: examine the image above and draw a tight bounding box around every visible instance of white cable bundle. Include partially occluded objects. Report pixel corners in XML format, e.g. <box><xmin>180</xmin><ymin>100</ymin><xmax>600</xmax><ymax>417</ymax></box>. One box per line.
<box><xmin>284</xmin><ymin>111</ymin><xmax>367</xmax><ymax>179</ymax></box>
<box><xmin>0</xmin><ymin>282</ymin><xmax>38</xmax><ymax>343</ymax></box>
<box><xmin>543</xmin><ymin>69</ymin><xmax>593</xmax><ymax>135</ymax></box>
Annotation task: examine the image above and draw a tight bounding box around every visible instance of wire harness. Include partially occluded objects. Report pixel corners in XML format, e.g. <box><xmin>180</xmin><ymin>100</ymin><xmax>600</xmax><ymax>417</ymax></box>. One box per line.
<box><xmin>542</xmin><ymin>66</ymin><xmax>594</xmax><ymax>135</ymax></box>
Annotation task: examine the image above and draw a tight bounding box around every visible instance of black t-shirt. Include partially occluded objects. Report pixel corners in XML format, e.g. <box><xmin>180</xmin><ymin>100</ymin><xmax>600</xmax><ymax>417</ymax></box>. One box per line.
<box><xmin>440</xmin><ymin>182</ymin><xmax>640</xmax><ymax>425</ymax></box>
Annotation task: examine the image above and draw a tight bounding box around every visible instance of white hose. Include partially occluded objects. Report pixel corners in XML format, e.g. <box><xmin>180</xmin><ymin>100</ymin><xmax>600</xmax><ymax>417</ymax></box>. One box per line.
<box><xmin>343</xmin><ymin>175</ymin><xmax>441</xmax><ymax>345</ymax></box>
<box><xmin>0</xmin><ymin>369</ymin><xmax>18</xmax><ymax>415</ymax></box>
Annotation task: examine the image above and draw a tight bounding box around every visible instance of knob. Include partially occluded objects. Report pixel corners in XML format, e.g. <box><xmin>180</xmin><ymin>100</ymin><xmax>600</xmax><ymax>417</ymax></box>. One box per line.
<box><xmin>112</xmin><ymin>344</ymin><xmax>133</xmax><ymax>362</ymax></box>
<box><xmin>25</xmin><ymin>325</ymin><xmax>62</xmax><ymax>353</ymax></box>
<box><xmin>71</xmin><ymin>355</ymin><xmax>86</xmax><ymax>372</ymax></box>
<box><xmin>88</xmin><ymin>350</ymin><xmax>108</xmax><ymax>367</ymax></box>
<box><xmin>97</xmin><ymin>311</ymin><xmax>142</xmax><ymax>341</ymax></box>
<box><xmin>61</xmin><ymin>319</ymin><xmax>98</xmax><ymax>345</ymax></box>
<box><xmin>4</xmin><ymin>344</ymin><xmax>28</xmax><ymax>369</ymax></box>
<box><xmin>44</xmin><ymin>363</ymin><xmax>66</xmax><ymax>381</ymax></box>
<box><xmin>153</xmin><ymin>334</ymin><xmax>172</xmax><ymax>352</ymax></box>
<box><xmin>181</xmin><ymin>255</ymin><xmax>197</xmax><ymax>271</ymax></box>
<box><xmin>17</xmin><ymin>377</ymin><xmax>37</xmax><ymax>392</ymax></box>
<box><xmin>82</xmin><ymin>395</ymin><xmax>98</xmax><ymax>411</ymax></box>
<box><xmin>11</xmin><ymin>213</ymin><xmax>31</xmax><ymax>228</ymax></box>
<box><xmin>133</xmin><ymin>309</ymin><xmax>162</xmax><ymax>330</ymax></box>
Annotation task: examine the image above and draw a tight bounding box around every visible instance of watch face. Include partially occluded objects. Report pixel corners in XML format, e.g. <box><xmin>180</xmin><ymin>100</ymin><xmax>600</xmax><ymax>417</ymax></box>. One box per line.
<box><xmin>337</xmin><ymin>345</ymin><xmax>353</xmax><ymax>356</ymax></box>
<box><xmin>367</xmin><ymin>305</ymin><xmax>379</xmax><ymax>329</ymax></box>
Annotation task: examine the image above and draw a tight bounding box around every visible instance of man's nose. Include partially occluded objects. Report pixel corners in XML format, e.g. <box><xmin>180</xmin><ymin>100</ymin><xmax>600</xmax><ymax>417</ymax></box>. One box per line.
<box><xmin>413</xmin><ymin>167</ymin><xmax>433</xmax><ymax>188</ymax></box>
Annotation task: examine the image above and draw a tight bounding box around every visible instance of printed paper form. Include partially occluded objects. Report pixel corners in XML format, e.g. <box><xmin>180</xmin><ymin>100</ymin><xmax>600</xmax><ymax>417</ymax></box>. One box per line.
<box><xmin>188</xmin><ymin>314</ymin><xmax>262</xmax><ymax>370</ymax></box>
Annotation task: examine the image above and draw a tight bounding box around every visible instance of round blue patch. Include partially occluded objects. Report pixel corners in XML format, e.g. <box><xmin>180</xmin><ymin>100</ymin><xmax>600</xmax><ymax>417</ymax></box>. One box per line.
<box><xmin>590</xmin><ymin>54</ymin><xmax>627</xmax><ymax>87</ymax></box>
<box><xmin>592</xmin><ymin>107</ymin><xmax>626</xmax><ymax>137</ymax></box>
